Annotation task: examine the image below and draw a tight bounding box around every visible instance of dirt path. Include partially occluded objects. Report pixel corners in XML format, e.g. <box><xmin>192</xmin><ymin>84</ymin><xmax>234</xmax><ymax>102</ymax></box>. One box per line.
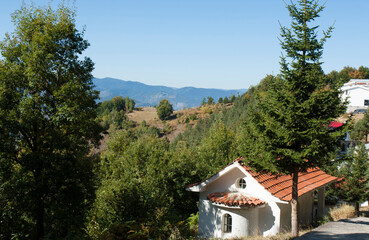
<box><xmin>296</xmin><ymin>217</ymin><xmax>369</xmax><ymax>240</ymax></box>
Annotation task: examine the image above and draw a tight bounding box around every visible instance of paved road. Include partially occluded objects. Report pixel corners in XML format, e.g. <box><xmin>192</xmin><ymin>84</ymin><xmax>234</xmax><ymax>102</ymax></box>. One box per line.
<box><xmin>296</xmin><ymin>217</ymin><xmax>369</xmax><ymax>240</ymax></box>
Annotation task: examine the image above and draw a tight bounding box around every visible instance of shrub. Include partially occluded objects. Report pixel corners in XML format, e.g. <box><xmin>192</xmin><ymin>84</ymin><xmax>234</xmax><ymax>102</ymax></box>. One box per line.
<box><xmin>189</xmin><ymin>114</ymin><xmax>197</xmax><ymax>121</ymax></box>
<box><xmin>329</xmin><ymin>204</ymin><xmax>356</xmax><ymax>221</ymax></box>
<box><xmin>157</xmin><ymin>99</ymin><xmax>173</xmax><ymax>120</ymax></box>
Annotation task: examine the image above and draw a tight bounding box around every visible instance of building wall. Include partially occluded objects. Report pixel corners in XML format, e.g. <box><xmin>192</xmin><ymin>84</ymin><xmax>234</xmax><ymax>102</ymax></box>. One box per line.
<box><xmin>298</xmin><ymin>192</ymin><xmax>314</xmax><ymax>226</ymax></box>
<box><xmin>277</xmin><ymin>192</ymin><xmax>314</xmax><ymax>232</ymax></box>
<box><xmin>198</xmin><ymin>166</ymin><xmax>284</xmax><ymax>238</ymax></box>
<box><xmin>341</xmin><ymin>87</ymin><xmax>369</xmax><ymax>111</ymax></box>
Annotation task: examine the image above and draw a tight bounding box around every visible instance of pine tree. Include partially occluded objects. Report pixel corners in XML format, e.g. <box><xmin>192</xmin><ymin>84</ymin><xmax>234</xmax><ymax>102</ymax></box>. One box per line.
<box><xmin>242</xmin><ymin>0</ymin><xmax>346</xmax><ymax>236</ymax></box>
<box><xmin>337</xmin><ymin>143</ymin><xmax>369</xmax><ymax>216</ymax></box>
<box><xmin>201</xmin><ymin>97</ymin><xmax>207</xmax><ymax>106</ymax></box>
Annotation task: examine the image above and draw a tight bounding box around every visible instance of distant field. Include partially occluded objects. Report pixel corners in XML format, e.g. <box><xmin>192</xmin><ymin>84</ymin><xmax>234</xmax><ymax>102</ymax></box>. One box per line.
<box><xmin>126</xmin><ymin>104</ymin><xmax>224</xmax><ymax>141</ymax></box>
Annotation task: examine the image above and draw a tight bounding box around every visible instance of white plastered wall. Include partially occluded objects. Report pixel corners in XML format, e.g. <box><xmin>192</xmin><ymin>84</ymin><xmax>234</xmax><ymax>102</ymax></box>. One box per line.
<box><xmin>197</xmin><ymin>164</ymin><xmax>286</xmax><ymax>238</ymax></box>
<box><xmin>341</xmin><ymin>86</ymin><xmax>369</xmax><ymax>112</ymax></box>
<box><xmin>278</xmin><ymin>191</ymin><xmax>314</xmax><ymax>232</ymax></box>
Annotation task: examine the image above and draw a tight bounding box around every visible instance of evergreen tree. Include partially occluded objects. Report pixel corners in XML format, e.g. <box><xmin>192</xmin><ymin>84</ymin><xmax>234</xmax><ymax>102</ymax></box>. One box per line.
<box><xmin>242</xmin><ymin>0</ymin><xmax>346</xmax><ymax>236</ymax></box>
<box><xmin>230</xmin><ymin>94</ymin><xmax>236</xmax><ymax>103</ymax></box>
<box><xmin>207</xmin><ymin>96</ymin><xmax>214</xmax><ymax>105</ymax></box>
<box><xmin>351</xmin><ymin>112</ymin><xmax>369</xmax><ymax>143</ymax></box>
<box><xmin>223</xmin><ymin>96</ymin><xmax>230</xmax><ymax>104</ymax></box>
<box><xmin>0</xmin><ymin>3</ymin><xmax>102</xmax><ymax>239</ymax></box>
<box><xmin>337</xmin><ymin>143</ymin><xmax>369</xmax><ymax>216</ymax></box>
<box><xmin>201</xmin><ymin>97</ymin><xmax>207</xmax><ymax>106</ymax></box>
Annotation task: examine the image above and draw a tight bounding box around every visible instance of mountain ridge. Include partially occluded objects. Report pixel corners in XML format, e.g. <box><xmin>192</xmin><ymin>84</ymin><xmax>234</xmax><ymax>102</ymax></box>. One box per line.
<box><xmin>93</xmin><ymin>77</ymin><xmax>247</xmax><ymax>110</ymax></box>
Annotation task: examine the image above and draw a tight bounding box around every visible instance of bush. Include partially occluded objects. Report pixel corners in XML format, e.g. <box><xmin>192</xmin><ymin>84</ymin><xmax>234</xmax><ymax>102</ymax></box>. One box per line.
<box><xmin>189</xmin><ymin>114</ymin><xmax>197</xmax><ymax>121</ymax></box>
<box><xmin>157</xmin><ymin>99</ymin><xmax>173</xmax><ymax>120</ymax></box>
<box><xmin>329</xmin><ymin>204</ymin><xmax>356</xmax><ymax>221</ymax></box>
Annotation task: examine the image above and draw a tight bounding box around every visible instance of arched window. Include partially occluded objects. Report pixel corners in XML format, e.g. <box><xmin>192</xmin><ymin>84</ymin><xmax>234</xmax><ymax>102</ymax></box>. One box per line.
<box><xmin>236</xmin><ymin>178</ymin><xmax>246</xmax><ymax>189</ymax></box>
<box><xmin>223</xmin><ymin>213</ymin><xmax>232</xmax><ymax>233</ymax></box>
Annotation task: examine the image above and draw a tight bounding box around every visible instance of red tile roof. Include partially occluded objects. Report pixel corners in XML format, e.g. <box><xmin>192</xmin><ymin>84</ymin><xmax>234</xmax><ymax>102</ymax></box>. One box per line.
<box><xmin>186</xmin><ymin>158</ymin><xmax>338</xmax><ymax>202</ymax></box>
<box><xmin>207</xmin><ymin>192</ymin><xmax>266</xmax><ymax>207</ymax></box>
<box><xmin>329</xmin><ymin>121</ymin><xmax>343</xmax><ymax>129</ymax></box>
<box><xmin>237</xmin><ymin>159</ymin><xmax>338</xmax><ymax>201</ymax></box>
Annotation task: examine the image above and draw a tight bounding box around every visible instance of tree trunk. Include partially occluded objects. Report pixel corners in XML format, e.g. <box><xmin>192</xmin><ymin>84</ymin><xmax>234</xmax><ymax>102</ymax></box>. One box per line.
<box><xmin>355</xmin><ymin>202</ymin><xmax>360</xmax><ymax>217</ymax></box>
<box><xmin>291</xmin><ymin>168</ymin><xmax>299</xmax><ymax>237</ymax></box>
<box><xmin>35</xmin><ymin>166</ymin><xmax>45</xmax><ymax>240</ymax></box>
<box><xmin>36</xmin><ymin>194</ymin><xmax>45</xmax><ymax>240</ymax></box>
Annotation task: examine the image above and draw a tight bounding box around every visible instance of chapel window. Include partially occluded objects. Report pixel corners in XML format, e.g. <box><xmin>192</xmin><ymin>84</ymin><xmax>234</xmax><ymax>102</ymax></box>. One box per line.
<box><xmin>223</xmin><ymin>213</ymin><xmax>232</xmax><ymax>233</ymax></box>
<box><xmin>237</xmin><ymin>178</ymin><xmax>246</xmax><ymax>189</ymax></box>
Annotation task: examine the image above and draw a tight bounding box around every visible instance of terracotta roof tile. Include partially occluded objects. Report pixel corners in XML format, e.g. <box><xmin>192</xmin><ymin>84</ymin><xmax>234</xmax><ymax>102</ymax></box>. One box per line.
<box><xmin>237</xmin><ymin>158</ymin><xmax>338</xmax><ymax>201</ymax></box>
<box><xmin>187</xmin><ymin>158</ymin><xmax>338</xmax><ymax>202</ymax></box>
<box><xmin>207</xmin><ymin>192</ymin><xmax>266</xmax><ymax>207</ymax></box>
<box><xmin>329</xmin><ymin>121</ymin><xmax>343</xmax><ymax>129</ymax></box>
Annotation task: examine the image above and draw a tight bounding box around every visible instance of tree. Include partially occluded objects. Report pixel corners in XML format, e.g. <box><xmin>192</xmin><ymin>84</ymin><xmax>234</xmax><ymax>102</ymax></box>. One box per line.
<box><xmin>207</xmin><ymin>96</ymin><xmax>214</xmax><ymax>105</ymax></box>
<box><xmin>230</xmin><ymin>94</ymin><xmax>236</xmax><ymax>103</ymax></box>
<box><xmin>223</xmin><ymin>96</ymin><xmax>230</xmax><ymax>104</ymax></box>
<box><xmin>326</xmin><ymin>66</ymin><xmax>369</xmax><ymax>86</ymax></box>
<box><xmin>0</xmin><ymin>3</ymin><xmax>102</xmax><ymax>239</ymax></box>
<box><xmin>242</xmin><ymin>0</ymin><xmax>346</xmax><ymax>236</ymax></box>
<box><xmin>157</xmin><ymin>99</ymin><xmax>173</xmax><ymax>120</ymax></box>
<box><xmin>218</xmin><ymin>97</ymin><xmax>223</xmax><ymax>104</ymax></box>
<box><xmin>201</xmin><ymin>97</ymin><xmax>207</xmax><ymax>106</ymax></box>
<box><xmin>337</xmin><ymin>143</ymin><xmax>369</xmax><ymax>216</ymax></box>
<box><xmin>198</xmin><ymin>122</ymin><xmax>236</xmax><ymax>177</ymax></box>
<box><xmin>351</xmin><ymin>112</ymin><xmax>369</xmax><ymax>143</ymax></box>
<box><xmin>87</xmin><ymin>131</ymin><xmax>201</xmax><ymax>239</ymax></box>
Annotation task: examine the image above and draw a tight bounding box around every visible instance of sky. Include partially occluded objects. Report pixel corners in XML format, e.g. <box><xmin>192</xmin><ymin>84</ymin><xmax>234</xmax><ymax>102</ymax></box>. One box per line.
<box><xmin>0</xmin><ymin>0</ymin><xmax>368</xmax><ymax>90</ymax></box>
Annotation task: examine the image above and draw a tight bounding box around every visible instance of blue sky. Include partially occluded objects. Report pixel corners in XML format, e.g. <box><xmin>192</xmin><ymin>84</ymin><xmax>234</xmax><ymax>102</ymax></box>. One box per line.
<box><xmin>0</xmin><ymin>0</ymin><xmax>368</xmax><ymax>89</ymax></box>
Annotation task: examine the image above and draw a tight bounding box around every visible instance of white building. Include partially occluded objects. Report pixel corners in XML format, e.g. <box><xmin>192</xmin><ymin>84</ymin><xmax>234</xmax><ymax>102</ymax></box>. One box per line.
<box><xmin>186</xmin><ymin>158</ymin><xmax>338</xmax><ymax>239</ymax></box>
<box><xmin>340</xmin><ymin>79</ymin><xmax>369</xmax><ymax>112</ymax></box>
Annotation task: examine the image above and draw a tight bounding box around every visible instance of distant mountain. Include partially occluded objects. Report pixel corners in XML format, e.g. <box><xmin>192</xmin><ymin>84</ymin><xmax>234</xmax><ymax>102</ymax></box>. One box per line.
<box><xmin>93</xmin><ymin>78</ymin><xmax>247</xmax><ymax>110</ymax></box>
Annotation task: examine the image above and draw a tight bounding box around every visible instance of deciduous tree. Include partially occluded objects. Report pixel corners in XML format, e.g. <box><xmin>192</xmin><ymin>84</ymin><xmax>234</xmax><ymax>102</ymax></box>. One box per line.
<box><xmin>157</xmin><ymin>99</ymin><xmax>173</xmax><ymax>120</ymax></box>
<box><xmin>0</xmin><ymin>3</ymin><xmax>102</xmax><ymax>239</ymax></box>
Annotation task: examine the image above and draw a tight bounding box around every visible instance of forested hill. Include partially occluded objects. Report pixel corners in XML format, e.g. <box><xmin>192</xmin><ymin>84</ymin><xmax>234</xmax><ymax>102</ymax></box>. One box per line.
<box><xmin>93</xmin><ymin>77</ymin><xmax>247</xmax><ymax>110</ymax></box>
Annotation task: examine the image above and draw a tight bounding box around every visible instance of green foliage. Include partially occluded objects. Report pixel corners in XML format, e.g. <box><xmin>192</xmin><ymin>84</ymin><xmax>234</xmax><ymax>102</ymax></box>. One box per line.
<box><xmin>218</xmin><ymin>97</ymin><xmax>223</xmax><ymax>104</ymax></box>
<box><xmin>189</xmin><ymin>114</ymin><xmax>197</xmax><ymax>121</ymax></box>
<box><xmin>351</xmin><ymin>112</ymin><xmax>369</xmax><ymax>142</ymax></box>
<box><xmin>201</xmin><ymin>97</ymin><xmax>207</xmax><ymax>106</ymax></box>
<box><xmin>335</xmin><ymin>143</ymin><xmax>369</xmax><ymax>214</ymax></box>
<box><xmin>223</xmin><ymin>96</ymin><xmax>230</xmax><ymax>104</ymax></box>
<box><xmin>242</xmin><ymin>0</ymin><xmax>346</xmax><ymax>174</ymax></box>
<box><xmin>97</xmin><ymin>96</ymin><xmax>136</xmax><ymax>129</ymax></box>
<box><xmin>315</xmin><ymin>214</ymin><xmax>332</xmax><ymax>227</ymax></box>
<box><xmin>87</xmin><ymin>130</ymin><xmax>202</xmax><ymax>239</ymax></box>
<box><xmin>206</xmin><ymin>96</ymin><xmax>214</xmax><ymax>105</ymax></box>
<box><xmin>326</xmin><ymin>66</ymin><xmax>369</xmax><ymax>87</ymax></box>
<box><xmin>230</xmin><ymin>94</ymin><xmax>236</xmax><ymax>103</ymax></box>
<box><xmin>0</xmin><ymin>3</ymin><xmax>102</xmax><ymax>239</ymax></box>
<box><xmin>97</xmin><ymin>96</ymin><xmax>135</xmax><ymax>115</ymax></box>
<box><xmin>239</xmin><ymin>1</ymin><xmax>347</xmax><ymax>235</ymax></box>
<box><xmin>186</xmin><ymin>212</ymin><xmax>199</xmax><ymax>229</ymax></box>
<box><xmin>157</xmin><ymin>99</ymin><xmax>173</xmax><ymax>120</ymax></box>
<box><xmin>198</xmin><ymin>122</ymin><xmax>236</xmax><ymax>176</ymax></box>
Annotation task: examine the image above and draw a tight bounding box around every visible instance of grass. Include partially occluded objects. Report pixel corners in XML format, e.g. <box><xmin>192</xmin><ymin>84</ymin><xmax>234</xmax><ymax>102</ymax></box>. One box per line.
<box><xmin>329</xmin><ymin>204</ymin><xmax>356</xmax><ymax>221</ymax></box>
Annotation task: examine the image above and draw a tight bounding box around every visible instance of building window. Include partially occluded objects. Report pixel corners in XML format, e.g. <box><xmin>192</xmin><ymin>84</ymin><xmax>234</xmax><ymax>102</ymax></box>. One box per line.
<box><xmin>364</xmin><ymin>99</ymin><xmax>369</xmax><ymax>106</ymax></box>
<box><xmin>236</xmin><ymin>178</ymin><xmax>246</xmax><ymax>189</ymax></box>
<box><xmin>223</xmin><ymin>213</ymin><xmax>232</xmax><ymax>233</ymax></box>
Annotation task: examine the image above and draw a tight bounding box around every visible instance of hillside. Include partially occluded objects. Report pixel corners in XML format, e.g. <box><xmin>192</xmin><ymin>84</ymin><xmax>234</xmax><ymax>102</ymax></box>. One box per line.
<box><xmin>93</xmin><ymin>77</ymin><xmax>247</xmax><ymax>110</ymax></box>
<box><xmin>126</xmin><ymin>105</ymin><xmax>225</xmax><ymax>142</ymax></box>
